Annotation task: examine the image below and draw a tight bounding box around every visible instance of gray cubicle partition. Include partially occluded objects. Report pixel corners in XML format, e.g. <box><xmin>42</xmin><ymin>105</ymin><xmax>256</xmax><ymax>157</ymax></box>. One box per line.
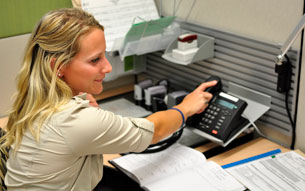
<box><xmin>144</xmin><ymin>22</ymin><xmax>299</xmax><ymax>137</ymax></box>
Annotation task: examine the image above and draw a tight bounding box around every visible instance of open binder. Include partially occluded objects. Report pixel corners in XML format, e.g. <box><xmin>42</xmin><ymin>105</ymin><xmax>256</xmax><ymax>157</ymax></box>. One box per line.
<box><xmin>109</xmin><ymin>143</ymin><xmax>246</xmax><ymax>191</ymax></box>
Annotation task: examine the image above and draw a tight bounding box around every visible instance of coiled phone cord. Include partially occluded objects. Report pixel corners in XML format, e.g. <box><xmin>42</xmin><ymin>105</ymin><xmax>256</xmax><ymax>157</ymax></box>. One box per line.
<box><xmin>124</xmin><ymin>124</ymin><xmax>186</xmax><ymax>155</ymax></box>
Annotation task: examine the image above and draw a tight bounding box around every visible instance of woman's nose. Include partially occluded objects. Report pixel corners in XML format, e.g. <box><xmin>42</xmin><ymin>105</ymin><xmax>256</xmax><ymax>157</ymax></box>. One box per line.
<box><xmin>101</xmin><ymin>58</ymin><xmax>112</xmax><ymax>73</ymax></box>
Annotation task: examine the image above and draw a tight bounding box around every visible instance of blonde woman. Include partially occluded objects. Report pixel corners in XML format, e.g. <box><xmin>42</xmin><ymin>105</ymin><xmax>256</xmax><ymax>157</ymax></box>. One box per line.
<box><xmin>0</xmin><ymin>8</ymin><xmax>216</xmax><ymax>191</ymax></box>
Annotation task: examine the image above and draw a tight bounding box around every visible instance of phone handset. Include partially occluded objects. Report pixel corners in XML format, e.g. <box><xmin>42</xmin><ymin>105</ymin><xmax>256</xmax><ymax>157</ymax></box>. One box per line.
<box><xmin>187</xmin><ymin>76</ymin><xmax>248</xmax><ymax>142</ymax></box>
<box><xmin>204</xmin><ymin>75</ymin><xmax>223</xmax><ymax>95</ymax></box>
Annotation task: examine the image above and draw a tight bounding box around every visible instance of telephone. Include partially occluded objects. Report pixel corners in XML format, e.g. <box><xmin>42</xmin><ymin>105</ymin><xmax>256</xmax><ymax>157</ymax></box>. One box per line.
<box><xmin>186</xmin><ymin>76</ymin><xmax>248</xmax><ymax>142</ymax></box>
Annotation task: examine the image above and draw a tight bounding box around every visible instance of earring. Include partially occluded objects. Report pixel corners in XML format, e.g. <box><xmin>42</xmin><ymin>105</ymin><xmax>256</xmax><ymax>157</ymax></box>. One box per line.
<box><xmin>57</xmin><ymin>73</ymin><xmax>62</xmax><ymax>77</ymax></box>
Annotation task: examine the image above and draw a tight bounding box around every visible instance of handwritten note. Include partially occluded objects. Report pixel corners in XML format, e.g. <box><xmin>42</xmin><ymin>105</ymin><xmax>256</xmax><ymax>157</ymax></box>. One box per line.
<box><xmin>81</xmin><ymin>0</ymin><xmax>160</xmax><ymax>51</ymax></box>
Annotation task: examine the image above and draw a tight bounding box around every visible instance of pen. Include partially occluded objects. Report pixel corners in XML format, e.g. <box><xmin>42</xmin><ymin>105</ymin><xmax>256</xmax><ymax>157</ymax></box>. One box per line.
<box><xmin>222</xmin><ymin>148</ymin><xmax>281</xmax><ymax>169</ymax></box>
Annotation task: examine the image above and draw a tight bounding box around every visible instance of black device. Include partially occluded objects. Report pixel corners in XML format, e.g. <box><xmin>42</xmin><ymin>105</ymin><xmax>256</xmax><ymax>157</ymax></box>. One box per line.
<box><xmin>275</xmin><ymin>58</ymin><xmax>292</xmax><ymax>93</ymax></box>
<box><xmin>151</xmin><ymin>79</ymin><xmax>170</xmax><ymax>112</ymax></box>
<box><xmin>144</xmin><ymin>85</ymin><xmax>167</xmax><ymax>111</ymax></box>
<box><xmin>187</xmin><ymin>76</ymin><xmax>248</xmax><ymax>142</ymax></box>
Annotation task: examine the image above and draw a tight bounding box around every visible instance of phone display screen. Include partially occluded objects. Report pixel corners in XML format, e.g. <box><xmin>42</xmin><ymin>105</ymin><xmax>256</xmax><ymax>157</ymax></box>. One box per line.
<box><xmin>216</xmin><ymin>99</ymin><xmax>237</xmax><ymax>110</ymax></box>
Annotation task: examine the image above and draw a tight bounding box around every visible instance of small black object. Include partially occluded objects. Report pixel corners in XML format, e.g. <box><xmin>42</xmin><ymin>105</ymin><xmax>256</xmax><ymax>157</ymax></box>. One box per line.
<box><xmin>275</xmin><ymin>60</ymin><xmax>292</xmax><ymax>93</ymax></box>
<box><xmin>156</xmin><ymin>79</ymin><xmax>170</xmax><ymax>92</ymax></box>
<box><xmin>152</xmin><ymin>95</ymin><xmax>167</xmax><ymax>112</ymax></box>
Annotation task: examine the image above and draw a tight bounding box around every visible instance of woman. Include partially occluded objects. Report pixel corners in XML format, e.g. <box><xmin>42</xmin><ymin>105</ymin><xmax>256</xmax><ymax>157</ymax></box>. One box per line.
<box><xmin>0</xmin><ymin>8</ymin><xmax>216</xmax><ymax>191</ymax></box>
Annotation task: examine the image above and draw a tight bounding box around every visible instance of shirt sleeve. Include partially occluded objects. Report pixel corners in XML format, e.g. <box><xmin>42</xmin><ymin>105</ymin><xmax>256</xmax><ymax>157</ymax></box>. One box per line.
<box><xmin>57</xmin><ymin>99</ymin><xmax>154</xmax><ymax>156</ymax></box>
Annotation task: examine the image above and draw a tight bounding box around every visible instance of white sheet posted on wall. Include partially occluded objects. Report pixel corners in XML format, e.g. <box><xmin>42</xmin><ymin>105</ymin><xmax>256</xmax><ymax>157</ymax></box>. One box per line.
<box><xmin>81</xmin><ymin>0</ymin><xmax>160</xmax><ymax>52</ymax></box>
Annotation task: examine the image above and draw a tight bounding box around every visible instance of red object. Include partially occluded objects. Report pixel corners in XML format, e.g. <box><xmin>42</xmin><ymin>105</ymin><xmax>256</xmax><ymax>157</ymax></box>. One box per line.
<box><xmin>178</xmin><ymin>34</ymin><xmax>197</xmax><ymax>43</ymax></box>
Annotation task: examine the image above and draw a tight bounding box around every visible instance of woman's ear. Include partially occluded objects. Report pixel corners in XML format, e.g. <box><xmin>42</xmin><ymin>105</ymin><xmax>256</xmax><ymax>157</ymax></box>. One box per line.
<box><xmin>50</xmin><ymin>57</ymin><xmax>56</xmax><ymax>70</ymax></box>
<box><xmin>51</xmin><ymin>58</ymin><xmax>65</xmax><ymax>78</ymax></box>
<box><xmin>57</xmin><ymin>64</ymin><xmax>66</xmax><ymax>78</ymax></box>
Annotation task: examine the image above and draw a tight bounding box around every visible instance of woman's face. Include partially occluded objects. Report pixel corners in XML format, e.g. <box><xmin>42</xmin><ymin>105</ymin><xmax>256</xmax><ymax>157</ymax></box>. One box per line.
<box><xmin>61</xmin><ymin>28</ymin><xmax>112</xmax><ymax>95</ymax></box>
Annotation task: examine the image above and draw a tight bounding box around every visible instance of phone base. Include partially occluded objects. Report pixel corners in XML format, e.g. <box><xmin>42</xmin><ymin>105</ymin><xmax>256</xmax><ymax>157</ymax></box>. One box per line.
<box><xmin>189</xmin><ymin>118</ymin><xmax>251</xmax><ymax>147</ymax></box>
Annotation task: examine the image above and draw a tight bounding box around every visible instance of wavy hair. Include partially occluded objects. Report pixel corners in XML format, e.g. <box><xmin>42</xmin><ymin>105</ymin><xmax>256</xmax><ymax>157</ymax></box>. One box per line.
<box><xmin>0</xmin><ymin>8</ymin><xmax>104</xmax><ymax>153</ymax></box>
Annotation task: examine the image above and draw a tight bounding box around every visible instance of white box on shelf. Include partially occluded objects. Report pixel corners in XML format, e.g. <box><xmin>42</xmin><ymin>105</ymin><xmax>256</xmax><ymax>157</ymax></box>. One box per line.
<box><xmin>178</xmin><ymin>39</ymin><xmax>198</xmax><ymax>50</ymax></box>
<box><xmin>172</xmin><ymin>48</ymin><xmax>199</xmax><ymax>61</ymax></box>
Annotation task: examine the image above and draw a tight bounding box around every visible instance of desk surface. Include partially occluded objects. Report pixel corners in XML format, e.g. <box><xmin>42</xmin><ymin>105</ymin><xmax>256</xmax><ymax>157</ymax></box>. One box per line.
<box><xmin>206</xmin><ymin>137</ymin><xmax>290</xmax><ymax>165</ymax></box>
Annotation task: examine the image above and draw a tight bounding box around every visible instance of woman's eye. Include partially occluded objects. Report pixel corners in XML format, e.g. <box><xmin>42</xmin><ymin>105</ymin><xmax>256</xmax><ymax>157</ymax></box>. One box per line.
<box><xmin>91</xmin><ymin>57</ymin><xmax>100</xmax><ymax>63</ymax></box>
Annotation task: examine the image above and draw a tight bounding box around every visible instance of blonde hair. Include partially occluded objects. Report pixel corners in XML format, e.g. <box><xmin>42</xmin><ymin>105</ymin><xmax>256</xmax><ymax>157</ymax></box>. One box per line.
<box><xmin>0</xmin><ymin>8</ymin><xmax>104</xmax><ymax>152</ymax></box>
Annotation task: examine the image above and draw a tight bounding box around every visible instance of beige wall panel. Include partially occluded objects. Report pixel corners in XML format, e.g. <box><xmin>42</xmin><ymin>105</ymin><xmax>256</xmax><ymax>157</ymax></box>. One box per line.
<box><xmin>296</xmin><ymin>39</ymin><xmax>305</xmax><ymax>152</ymax></box>
<box><xmin>156</xmin><ymin>0</ymin><xmax>303</xmax><ymax>48</ymax></box>
<box><xmin>0</xmin><ymin>34</ymin><xmax>30</xmax><ymax>117</ymax></box>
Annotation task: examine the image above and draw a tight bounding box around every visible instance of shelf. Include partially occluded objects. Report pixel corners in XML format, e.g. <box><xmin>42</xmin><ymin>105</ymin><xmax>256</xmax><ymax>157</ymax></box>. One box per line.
<box><xmin>119</xmin><ymin>30</ymin><xmax>182</xmax><ymax>60</ymax></box>
<box><xmin>162</xmin><ymin>33</ymin><xmax>215</xmax><ymax>65</ymax></box>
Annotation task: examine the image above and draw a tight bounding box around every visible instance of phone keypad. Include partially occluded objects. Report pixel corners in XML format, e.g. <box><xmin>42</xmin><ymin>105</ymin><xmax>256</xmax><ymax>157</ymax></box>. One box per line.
<box><xmin>196</xmin><ymin>103</ymin><xmax>231</xmax><ymax>135</ymax></box>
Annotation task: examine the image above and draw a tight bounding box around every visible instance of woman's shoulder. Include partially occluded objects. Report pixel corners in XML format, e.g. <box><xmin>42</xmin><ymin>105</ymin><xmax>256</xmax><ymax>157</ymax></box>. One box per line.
<box><xmin>51</xmin><ymin>94</ymin><xmax>98</xmax><ymax>123</ymax></box>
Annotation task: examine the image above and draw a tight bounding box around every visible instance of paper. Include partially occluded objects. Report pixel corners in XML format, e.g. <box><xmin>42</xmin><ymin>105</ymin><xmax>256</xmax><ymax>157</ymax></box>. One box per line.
<box><xmin>226</xmin><ymin>151</ymin><xmax>305</xmax><ymax>191</ymax></box>
<box><xmin>81</xmin><ymin>0</ymin><xmax>160</xmax><ymax>51</ymax></box>
<box><xmin>112</xmin><ymin>144</ymin><xmax>207</xmax><ymax>185</ymax></box>
<box><xmin>145</xmin><ymin>162</ymin><xmax>244</xmax><ymax>191</ymax></box>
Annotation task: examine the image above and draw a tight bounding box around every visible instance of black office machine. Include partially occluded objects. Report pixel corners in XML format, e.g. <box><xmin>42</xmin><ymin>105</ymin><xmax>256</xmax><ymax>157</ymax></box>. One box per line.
<box><xmin>187</xmin><ymin>76</ymin><xmax>248</xmax><ymax>142</ymax></box>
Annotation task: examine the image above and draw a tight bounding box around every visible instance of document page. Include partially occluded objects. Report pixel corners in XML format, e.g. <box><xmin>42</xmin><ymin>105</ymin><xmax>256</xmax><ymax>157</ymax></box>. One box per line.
<box><xmin>144</xmin><ymin>161</ymin><xmax>245</xmax><ymax>191</ymax></box>
<box><xmin>111</xmin><ymin>144</ymin><xmax>207</xmax><ymax>186</ymax></box>
<box><xmin>226</xmin><ymin>151</ymin><xmax>305</xmax><ymax>191</ymax></box>
<box><xmin>81</xmin><ymin>0</ymin><xmax>159</xmax><ymax>51</ymax></box>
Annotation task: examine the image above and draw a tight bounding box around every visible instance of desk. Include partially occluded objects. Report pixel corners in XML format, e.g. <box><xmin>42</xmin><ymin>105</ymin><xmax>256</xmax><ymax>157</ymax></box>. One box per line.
<box><xmin>206</xmin><ymin>137</ymin><xmax>290</xmax><ymax>165</ymax></box>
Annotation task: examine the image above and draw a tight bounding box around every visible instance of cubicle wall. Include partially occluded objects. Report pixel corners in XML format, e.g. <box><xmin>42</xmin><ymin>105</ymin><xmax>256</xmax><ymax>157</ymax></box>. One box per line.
<box><xmin>0</xmin><ymin>0</ymin><xmax>72</xmax><ymax>117</ymax></box>
<box><xmin>0</xmin><ymin>0</ymin><xmax>72</xmax><ymax>39</ymax></box>
<box><xmin>144</xmin><ymin>22</ymin><xmax>299</xmax><ymax>137</ymax></box>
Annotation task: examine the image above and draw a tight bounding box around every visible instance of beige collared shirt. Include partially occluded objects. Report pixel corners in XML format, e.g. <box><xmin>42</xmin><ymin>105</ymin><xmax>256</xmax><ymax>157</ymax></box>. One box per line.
<box><xmin>5</xmin><ymin>94</ymin><xmax>154</xmax><ymax>191</ymax></box>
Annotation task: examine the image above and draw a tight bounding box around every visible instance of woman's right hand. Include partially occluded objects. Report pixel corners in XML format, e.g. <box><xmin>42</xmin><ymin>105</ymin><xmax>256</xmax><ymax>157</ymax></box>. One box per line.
<box><xmin>177</xmin><ymin>80</ymin><xmax>218</xmax><ymax>118</ymax></box>
<box><xmin>79</xmin><ymin>92</ymin><xmax>99</xmax><ymax>107</ymax></box>
<box><xmin>147</xmin><ymin>80</ymin><xmax>218</xmax><ymax>144</ymax></box>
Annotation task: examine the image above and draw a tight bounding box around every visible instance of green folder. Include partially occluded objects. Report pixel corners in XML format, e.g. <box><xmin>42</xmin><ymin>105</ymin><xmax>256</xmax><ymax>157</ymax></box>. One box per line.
<box><xmin>122</xmin><ymin>16</ymin><xmax>176</xmax><ymax>48</ymax></box>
